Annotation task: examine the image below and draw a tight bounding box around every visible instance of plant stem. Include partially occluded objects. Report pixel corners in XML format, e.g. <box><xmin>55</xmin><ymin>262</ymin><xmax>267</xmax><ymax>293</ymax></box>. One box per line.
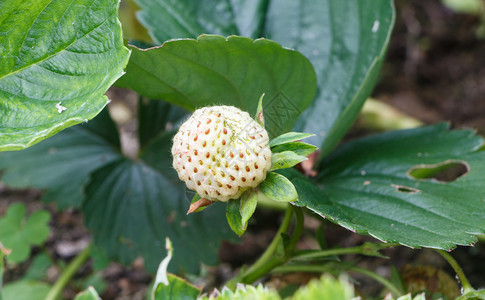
<box><xmin>436</xmin><ymin>249</ymin><xmax>474</xmax><ymax>294</ymax></box>
<box><xmin>285</xmin><ymin>207</ymin><xmax>304</xmax><ymax>256</ymax></box>
<box><xmin>292</xmin><ymin>242</ymin><xmax>398</xmax><ymax>260</ymax></box>
<box><xmin>45</xmin><ymin>245</ymin><xmax>92</xmax><ymax>300</ymax></box>
<box><xmin>240</xmin><ymin>205</ymin><xmax>293</xmax><ymax>284</ymax></box>
<box><xmin>237</xmin><ymin>205</ymin><xmax>308</xmax><ymax>285</ymax></box>
<box><xmin>349</xmin><ymin>266</ymin><xmax>402</xmax><ymax>297</ymax></box>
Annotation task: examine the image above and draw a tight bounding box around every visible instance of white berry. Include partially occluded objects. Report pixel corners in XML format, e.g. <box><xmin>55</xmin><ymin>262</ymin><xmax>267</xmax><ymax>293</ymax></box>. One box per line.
<box><xmin>172</xmin><ymin>106</ymin><xmax>272</xmax><ymax>201</ymax></box>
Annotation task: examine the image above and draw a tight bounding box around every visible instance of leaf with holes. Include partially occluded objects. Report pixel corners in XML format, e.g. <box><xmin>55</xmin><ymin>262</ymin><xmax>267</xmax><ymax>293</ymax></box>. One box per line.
<box><xmin>266</xmin><ymin>0</ymin><xmax>395</xmax><ymax>158</ymax></box>
<box><xmin>116</xmin><ymin>35</ymin><xmax>316</xmax><ymax>138</ymax></box>
<box><xmin>0</xmin><ymin>0</ymin><xmax>130</xmax><ymax>151</ymax></box>
<box><xmin>290</xmin><ymin>124</ymin><xmax>485</xmax><ymax>249</ymax></box>
<box><xmin>0</xmin><ymin>203</ymin><xmax>50</xmax><ymax>263</ymax></box>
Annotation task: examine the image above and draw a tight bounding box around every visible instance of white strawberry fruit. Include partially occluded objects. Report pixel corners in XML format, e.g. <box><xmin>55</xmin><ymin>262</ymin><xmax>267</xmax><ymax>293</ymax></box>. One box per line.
<box><xmin>172</xmin><ymin>105</ymin><xmax>272</xmax><ymax>202</ymax></box>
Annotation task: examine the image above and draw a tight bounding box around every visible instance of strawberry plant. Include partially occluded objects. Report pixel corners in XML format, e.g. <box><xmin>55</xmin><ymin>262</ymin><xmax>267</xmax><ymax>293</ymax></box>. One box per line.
<box><xmin>1</xmin><ymin>0</ymin><xmax>485</xmax><ymax>299</ymax></box>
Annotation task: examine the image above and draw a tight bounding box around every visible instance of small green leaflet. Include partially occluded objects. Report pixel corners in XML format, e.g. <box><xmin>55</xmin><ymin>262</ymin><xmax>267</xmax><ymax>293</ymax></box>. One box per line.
<box><xmin>0</xmin><ymin>203</ymin><xmax>50</xmax><ymax>263</ymax></box>
<box><xmin>260</xmin><ymin>172</ymin><xmax>298</xmax><ymax>203</ymax></box>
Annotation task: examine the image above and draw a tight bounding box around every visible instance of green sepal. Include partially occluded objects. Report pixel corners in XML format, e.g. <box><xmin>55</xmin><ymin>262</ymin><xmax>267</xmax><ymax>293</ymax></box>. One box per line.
<box><xmin>260</xmin><ymin>172</ymin><xmax>298</xmax><ymax>202</ymax></box>
<box><xmin>226</xmin><ymin>198</ymin><xmax>245</xmax><ymax>236</ymax></box>
<box><xmin>270</xmin><ymin>151</ymin><xmax>307</xmax><ymax>171</ymax></box>
<box><xmin>269</xmin><ymin>132</ymin><xmax>315</xmax><ymax>147</ymax></box>
<box><xmin>254</xmin><ymin>93</ymin><xmax>265</xmax><ymax>127</ymax></box>
<box><xmin>272</xmin><ymin>141</ymin><xmax>318</xmax><ymax>157</ymax></box>
<box><xmin>225</xmin><ymin>190</ymin><xmax>259</xmax><ymax>236</ymax></box>
<box><xmin>240</xmin><ymin>190</ymin><xmax>258</xmax><ymax>228</ymax></box>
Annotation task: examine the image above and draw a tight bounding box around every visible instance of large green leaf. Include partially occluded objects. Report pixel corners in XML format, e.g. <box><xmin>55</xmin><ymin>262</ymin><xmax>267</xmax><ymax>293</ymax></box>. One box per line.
<box><xmin>116</xmin><ymin>35</ymin><xmax>317</xmax><ymax>137</ymax></box>
<box><xmin>0</xmin><ymin>109</ymin><xmax>121</xmax><ymax>209</ymax></box>
<box><xmin>0</xmin><ymin>0</ymin><xmax>130</xmax><ymax>151</ymax></box>
<box><xmin>138</xmin><ymin>98</ymin><xmax>188</xmax><ymax>150</ymax></box>
<box><xmin>265</xmin><ymin>0</ymin><xmax>395</xmax><ymax>157</ymax></box>
<box><xmin>291</xmin><ymin>124</ymin><xmax>485</xmax><ymax>249</ymax></box>
<box><xmin>83</xmin><ymin>156</ymin><xmax>234</xmax><ymax>273</ymax></box>
<box><xmin>1</xmin><ymin>103</ymin><xmax>234</xmax><ymax>273</ymax></box>
<box><xmin>132</xmin><ymin>0</ymin><xmax>394</xmax><ymax>158</ymax></box>
<box><xmin>134</xmin><ymin>0</ymin><xmax>268</xmax><ymax>43</ymax></box>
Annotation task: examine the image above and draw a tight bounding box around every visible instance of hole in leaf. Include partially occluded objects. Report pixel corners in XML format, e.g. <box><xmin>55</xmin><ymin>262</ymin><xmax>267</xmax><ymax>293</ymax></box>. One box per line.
<box><xmin>391</xmin><ymin>184</ymin><xmax>420</xmax><ymax>193</ymax></box>
<box><xmin>408</xmin><ymin>160</ymin><xmax>469</xmax><ymax>182</ymax></box>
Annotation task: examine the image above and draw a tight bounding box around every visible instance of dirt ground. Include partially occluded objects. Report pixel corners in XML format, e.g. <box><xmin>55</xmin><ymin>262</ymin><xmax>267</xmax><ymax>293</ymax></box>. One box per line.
<box><xmin>1</xmin><ymin>0</ymin><xmax>485</xmax><ymax>299</ymax></box>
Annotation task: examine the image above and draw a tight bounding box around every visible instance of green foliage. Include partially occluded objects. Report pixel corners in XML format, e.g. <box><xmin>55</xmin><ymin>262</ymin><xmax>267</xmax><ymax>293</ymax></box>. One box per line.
<box><xmin>0</xmin><ymin>103</ymin><xmax>233</xmax><ymax>274</ymax></box>
<box><xmin>134</xmin><ymin>0</ymin><xmax>268</xmax><ymax>42</ymax></box>
<box><xmin>457</xmin><ymin>290</ymin><xmax>485</xmax><ymax>300</ymax></box>
<box><xmin>290</xmin><ymin>124</ymin><xmax>485</xmax><ymax>249</ymax></box>
<box><xmin>116</xmin><ymin>35</ymin><xmax>317</xmax><ymax>138</ymax></box>
<box><xmin>0</xmin><ymin>203</ymin><xmax>50</xmax><ymax>263</ymax></box>
<box><xmin>131</xmin><ymin>0</ymin><xmax>395</xmax><ymax>152</ymax></box>
<box><xmin>269</xmin><ymin>133</ymin><xmax>315</xmax><ymax>148</ymax></box>
<box><xmin>0</xmin><ymin>109</ymin><xmax>121</xmax><ymax>209</ymax></box>
<box><xmin>265</xmin><ymin>0</ymin><xmax>395</xmax><ymax>156</ymax></box>
<box><xmin>260</xmin><ymin>172</ymin><xmax>298</xmax><ymax>203</ymax></box>
<box><xmin>74</xmin><ymin>287</ymin><xmax>101</xmax><ymax>300</ymax></box>
<box><xmin>153</xmin><ymin>274</ymin><xmax>200</xmax><ymax>300</ymax></box>
<box><xmin>0</xmin><ymin>0</ymin><xmax>130</xmax><ymax>151</ymax></box>
<box><xmin>225</xmin><ymin>199</ymin><xmax>246</xmax><ymax>237</ymax></box>
<box><xmin>271</xmin><ymin>142</ymin><xmax>318</xmax><ymax>158</ymax></box>
<box><xmin>269</xmin><ymin>152</ymin><xmax>307</xmax><ymax>171</ymax></box>
<box><xmin>1</xmin><ymin>280</ymin><xmax>51</xmax><ymax>300</ymax></box>
<box><xmin>82</xmin><ymin>131</ymin><xmax>234</xmax><ymax>274</ymax></box>
<box><xmin>23</xmin><ymin>253</ymin><xmax>52</xmax><ymax>281</ymax></box>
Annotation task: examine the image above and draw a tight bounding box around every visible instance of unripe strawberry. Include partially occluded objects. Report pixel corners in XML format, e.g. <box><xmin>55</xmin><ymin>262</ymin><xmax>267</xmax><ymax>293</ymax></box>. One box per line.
<box><xmin>172</xmin><ymin>106</ymin><xmax>271</xmax><ymax>202</ymax></box>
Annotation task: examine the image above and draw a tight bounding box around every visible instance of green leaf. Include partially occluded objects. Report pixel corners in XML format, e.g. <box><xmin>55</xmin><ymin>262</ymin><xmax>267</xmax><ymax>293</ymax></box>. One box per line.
<box><xmin>116</xmin><ymin>35</ymin><xmax>317</xmax><ymax>138</ymax></box>
<box><xmin>265</xmin><ymin>0</ymin><xmax>395</xmax><ymax>158</ymax></box>
<box><xmin>24</xmin><ymin>253</ymin><xmax>52</xmax><ymax>281</ymax></box>
<box><xmin>270</xmin><ymin>151</ymin><xmax>307</xmax><ymax>171</ymax></box>
<box><xmin>0</xmin><ymin>203</ymin><xmax>50</xmax><ymax>263</ymax></box>
<box><xmin>83</xmin><ymin>156</ymin><xmax>234</xmax><ymax>273</ymax></box>
<box><xmin>293</xmin><ymin>124</ymin><xmax>485</xmax><ymax>249</ymax></box>
<box><xmin>240</xmin><ymin>190</ymin><xmax>258</xmax><ymax>227</ymax></box>
<box><xmin>138</xmin><ymin>98</ymin><xmax>188</xmax><ymax>150</ymax></box>
<box><xmin>271</xmin><ymin>142</ymin><xmax>318</xmax><ymax>157</ymax></box>
<box><xmin>260</xmin><ymin>172</ymin><xmax>297</xmax><ymax>203</ymax></box>
<box><xmin>292</xmin><ymin>275</ymin><xmax>354</xmax><ymax>300</ymax></box>
<box><xmin>0</xmin><ymin>0</ymin><xmax>130</xmax><ymax>151</ymax></box>
<box><xmin>134</xmin><ymin>0</ymin><xmax>268</xmax><ymax>43</ymax></box>
<box><xmin>74</xmin><ymin>286</ymin><xmax>100</xmax><ymax>300</ymax></box>
<box><xmin>2</xmin><ymin>280</ymin><xmax>50</xmax><ymax>300</ymax></box>
<box><xmin>226</xmin><ymin>198</ymin><xmax>245</xmax><ymax>236</ymax></box>
<box><xmin>153</xmin><ymin>274</ymin><xmax>200</xmax><ymax>300</ymax></box>
<box><xmin>269</xmin><ymin>132</ymin><xmax>315</xmax><ymax>147</ymax></box>
<box><xmin>0</xmin><ymin>109</ymin><xmax>121</xmax><ymax>209</ymax></box>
